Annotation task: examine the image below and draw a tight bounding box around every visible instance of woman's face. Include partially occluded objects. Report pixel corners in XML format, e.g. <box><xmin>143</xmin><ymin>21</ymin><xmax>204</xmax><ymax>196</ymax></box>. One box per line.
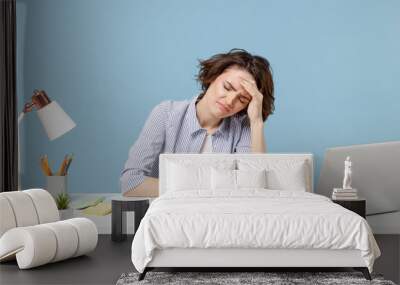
<box><xmin>204</xmin><ymin>66</ymin><xmax>255</xmax><ymax>119</ymax></box>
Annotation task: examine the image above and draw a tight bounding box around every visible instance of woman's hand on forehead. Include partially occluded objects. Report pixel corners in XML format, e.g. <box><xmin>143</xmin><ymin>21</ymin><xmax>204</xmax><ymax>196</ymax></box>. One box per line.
<box><xmin>238</xmin><ymin>77</ymin><xmax>255</xmax><ymax>99</ymax></box>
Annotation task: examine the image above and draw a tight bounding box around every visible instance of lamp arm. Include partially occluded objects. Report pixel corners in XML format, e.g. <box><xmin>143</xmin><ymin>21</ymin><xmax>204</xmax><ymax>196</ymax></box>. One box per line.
<box><xmin>18</xmin><ymin>112</ymin><xmax>24</xmax><ymax>124</ymax></box>
<box><xmin>23</xmin><ymin>101</ymin><xmax>35</xmax><ymax>113</ymax></box>
<box><xmin>17</xmin><ymin>102</ymin><xmax>34</xmax><ymax>189</ymax></box>
<box><xmin>17</xmin><ymin>90</ymin><xmax>47</xmax><ymax>189</ymax></box>
<box><xmin>18</xmin><ymin>90</ymin><xmax>50</xmax><ymax>124</ymax></box>
<box><xmin>18</xmin><ymin>101</ymin><xmax>36</xmax><ymax>124</ymax></box>
<box><xmin>17</xmin><ymin>89</ymin><xmax>61</xmax><ymax>190</ymax></box>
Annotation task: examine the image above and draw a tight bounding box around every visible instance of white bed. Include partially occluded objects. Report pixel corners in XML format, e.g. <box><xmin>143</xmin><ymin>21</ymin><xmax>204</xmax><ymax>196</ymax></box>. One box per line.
<box><xmin>130</xmin><ymin>154</ymin><xmax>380</xmax><ymax>280</ymax></box>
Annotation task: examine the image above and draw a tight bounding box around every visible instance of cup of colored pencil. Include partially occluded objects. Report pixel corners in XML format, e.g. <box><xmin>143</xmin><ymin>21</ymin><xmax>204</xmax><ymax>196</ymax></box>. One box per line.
<box><xmin>40</xmin><ymin>154</ymin><xmax>74</xmax><ymax>200</ymax></box>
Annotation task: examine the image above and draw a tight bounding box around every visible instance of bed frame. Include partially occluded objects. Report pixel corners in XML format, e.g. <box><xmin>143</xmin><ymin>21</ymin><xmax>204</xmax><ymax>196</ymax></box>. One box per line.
<box><xmin>138</xmin><ymin>154</ymin><xmax>372</xmax><ymax>281</ymax></box>
<box><xmin>141</xmin><ymin>248</ymin><xmax>371</xmax><ymax>280</ymax></box>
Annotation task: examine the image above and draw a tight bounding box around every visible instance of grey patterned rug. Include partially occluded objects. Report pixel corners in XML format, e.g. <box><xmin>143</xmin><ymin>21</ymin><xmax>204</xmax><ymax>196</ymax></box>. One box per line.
<box><xmin>116</xmin><ymin>271</ymin><xmax>397</xmax><ymax>285</ymax></box>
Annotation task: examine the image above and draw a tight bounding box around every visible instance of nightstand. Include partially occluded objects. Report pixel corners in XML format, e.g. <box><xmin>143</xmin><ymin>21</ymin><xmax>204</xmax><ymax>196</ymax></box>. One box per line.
<box><xmin>111</xmin><ymin>196</ymin><xmax>151</xmax><ymax>242</ymax></box>
<box><xmin>332</xmin><ymin>198</ymin><xmax>366</xmax><ymax>218</ymax></box>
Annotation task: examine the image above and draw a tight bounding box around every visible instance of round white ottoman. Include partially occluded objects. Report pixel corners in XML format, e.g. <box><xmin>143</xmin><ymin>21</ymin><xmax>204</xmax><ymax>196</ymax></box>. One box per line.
<box><xmin>0</xmin><ymin>189</ymin><xmax>98</xmax><ymax>269</ymax></box>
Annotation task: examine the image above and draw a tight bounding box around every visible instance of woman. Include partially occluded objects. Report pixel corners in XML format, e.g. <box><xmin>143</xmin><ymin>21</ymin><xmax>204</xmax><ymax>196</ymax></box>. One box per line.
<box><xmin>121</xmin><ymin>48</ymin><xmax>275</xmax><ymax>197</ymax></box>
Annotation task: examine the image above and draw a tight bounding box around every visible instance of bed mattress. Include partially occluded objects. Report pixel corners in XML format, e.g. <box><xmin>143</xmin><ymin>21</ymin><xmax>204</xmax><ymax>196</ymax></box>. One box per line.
<box><xmin>131</xmin><ymin>189</ymin><xmax>380</xmax><ymax>273</ymax></box>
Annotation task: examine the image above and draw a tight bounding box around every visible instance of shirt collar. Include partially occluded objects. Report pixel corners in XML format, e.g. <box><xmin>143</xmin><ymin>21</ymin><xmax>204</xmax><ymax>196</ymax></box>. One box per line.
<box><xmin>187</xmin><ymin>95</ymin><xmax>231</xmax><ymax>139</ymax></box>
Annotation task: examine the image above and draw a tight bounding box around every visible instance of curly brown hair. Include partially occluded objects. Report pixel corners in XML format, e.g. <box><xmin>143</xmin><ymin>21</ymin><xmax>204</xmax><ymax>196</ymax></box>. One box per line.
<box><xmin>196</xmin><ymin>48</ymin><xmax>275</xmax><ymax>122</ymax></box>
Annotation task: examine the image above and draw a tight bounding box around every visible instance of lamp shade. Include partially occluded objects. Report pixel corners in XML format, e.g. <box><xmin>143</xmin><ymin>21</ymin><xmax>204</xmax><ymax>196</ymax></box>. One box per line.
<box><xmin>36</xmin><ymin>101</ymin><xmax>76</xmax><ymax>140</ymax></box>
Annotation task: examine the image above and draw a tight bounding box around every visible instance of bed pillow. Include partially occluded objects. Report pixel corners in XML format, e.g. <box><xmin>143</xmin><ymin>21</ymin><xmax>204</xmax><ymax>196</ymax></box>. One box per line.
<box><xmin>236</xmin><ymin>169</ymin><xmax>268</xmax><ymax>189</ymax></box>
<box><xmin>210</xmin><ymin>168</ymin><xmax>268</xmax><ymax>190</ymax></box>
<box><xmin>167</xmin><ymin>162</ymin><xmax>209</xmax><ymax>191</ymax></box>
<box><xmin>266</xmin><ymin>161</ymin><xmax>308</xmax><ymax>191</ymax></box>
<box><xmin>210</xmin><ymin>168</ymin><xmax>236</xmax><ymax>190</ymax></box>
<box><xmin>237</xmin><ymin>159</ymin><xmax>309</xmax><ymax>191</ymax></box>
<box><xmin>166</xmin><ymin>159</ymin><xmax>235</xmax><ymax>192</ymax></box>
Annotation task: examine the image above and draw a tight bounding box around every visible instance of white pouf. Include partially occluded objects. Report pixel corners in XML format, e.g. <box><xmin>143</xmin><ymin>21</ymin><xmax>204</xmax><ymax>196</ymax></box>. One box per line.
<box><xmin>0</xmin><ymin>189</ymin><xmax>98</xmax><ymax>269</ymax></box>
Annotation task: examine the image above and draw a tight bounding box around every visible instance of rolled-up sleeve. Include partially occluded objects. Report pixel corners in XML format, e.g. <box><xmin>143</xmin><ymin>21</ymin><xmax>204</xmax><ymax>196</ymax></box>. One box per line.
<box><xmin>120</xmin><ymin>101</ymin><xmax>170</xmax><ymax>194</ymax></box>
<box><xmin>234</xmin><ymin>116</ymin><xmax>251</xmax><ymax>153</ymax></box>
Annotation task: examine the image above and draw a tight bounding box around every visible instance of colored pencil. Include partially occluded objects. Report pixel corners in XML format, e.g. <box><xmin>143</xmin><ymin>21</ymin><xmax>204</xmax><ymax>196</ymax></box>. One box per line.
<box><xmin>57</xmin><ymin>155</ymin><xmax>68</xmax><ymax>176</ymax></box>
<box><xmin>63</xmin><ymin>154</ymin><xmax>74</xmax><ymax>175</ymax></box>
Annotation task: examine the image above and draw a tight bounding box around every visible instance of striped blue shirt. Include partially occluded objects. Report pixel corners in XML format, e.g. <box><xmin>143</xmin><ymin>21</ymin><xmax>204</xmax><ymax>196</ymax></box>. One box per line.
<box><xmin>120</xmin><ymin>95</ymin><xmax>252</xmax><ymax>194</ymax></box>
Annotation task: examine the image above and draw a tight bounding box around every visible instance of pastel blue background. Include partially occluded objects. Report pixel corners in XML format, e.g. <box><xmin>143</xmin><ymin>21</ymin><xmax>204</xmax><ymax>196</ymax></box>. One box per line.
<box><xmin>16</xmin><ymin>0</ymin><xmax>400</xmax><ymax>193</ymax></box>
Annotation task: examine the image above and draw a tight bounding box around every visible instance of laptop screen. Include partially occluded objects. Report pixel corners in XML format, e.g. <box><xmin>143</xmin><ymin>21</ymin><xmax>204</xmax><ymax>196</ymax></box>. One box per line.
<box><xmin>317</xmin><ymin>141</ymin><xmax>400</xmax><ymax>216</ymax></box>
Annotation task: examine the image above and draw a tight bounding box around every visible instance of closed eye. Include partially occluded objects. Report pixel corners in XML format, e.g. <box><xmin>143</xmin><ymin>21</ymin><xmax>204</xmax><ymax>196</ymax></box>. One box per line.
<box><xmin>223</xmin><ymin>81</ymin><xmax>250</xmax><ymax>104</ymax></box>
<box><xmin>224</xmin><ymin>84</ymin><xmax>249</xmax><ymax>104</ymax></box>
<box><xmin>239</xmin><ymin>97</ymin><xmax>248</xmax><ymax>104</ymax></box>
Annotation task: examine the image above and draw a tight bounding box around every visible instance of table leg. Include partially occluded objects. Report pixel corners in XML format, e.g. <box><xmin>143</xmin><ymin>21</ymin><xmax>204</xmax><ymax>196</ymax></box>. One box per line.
<box><xmin>112</xmin><ymin>201</ymin><xmax>127</xmax><ymax>242</ymax></box>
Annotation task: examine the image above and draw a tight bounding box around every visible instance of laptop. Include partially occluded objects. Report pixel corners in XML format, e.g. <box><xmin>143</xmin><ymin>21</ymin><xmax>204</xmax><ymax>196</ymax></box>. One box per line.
<box><xmin>317</xmin><ymin>141</ymin><xmax>400</xmax><ymax>216</ymax></box>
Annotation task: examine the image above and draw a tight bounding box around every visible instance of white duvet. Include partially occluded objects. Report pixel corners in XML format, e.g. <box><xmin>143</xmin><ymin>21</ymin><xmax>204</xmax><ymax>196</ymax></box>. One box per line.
<box><xmin>131</xmin><ymin>190</ymin><xmax>381</xmax><ymax>273</ymax></box>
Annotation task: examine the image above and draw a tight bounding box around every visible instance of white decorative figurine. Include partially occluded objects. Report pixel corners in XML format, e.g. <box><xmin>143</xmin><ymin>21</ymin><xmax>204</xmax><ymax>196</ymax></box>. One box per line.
<box><xmin>342</xmin><ymin>156</ymin><xmax>352</xmax><ymax>190</ymax></box>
